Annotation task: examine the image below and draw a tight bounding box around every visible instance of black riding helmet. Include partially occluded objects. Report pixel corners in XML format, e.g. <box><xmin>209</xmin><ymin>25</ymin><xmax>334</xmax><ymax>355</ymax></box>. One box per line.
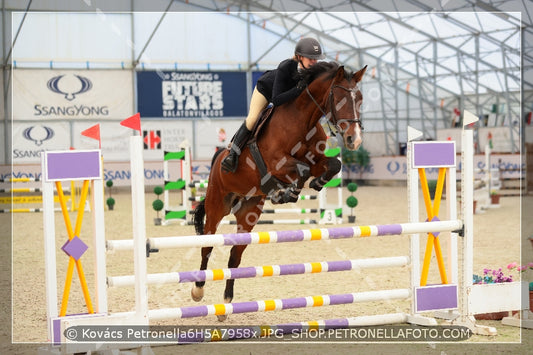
<box><xmin>294</xmin><ymin>37</ymin><xmax>325</xmax><ymax>60</ymax></box>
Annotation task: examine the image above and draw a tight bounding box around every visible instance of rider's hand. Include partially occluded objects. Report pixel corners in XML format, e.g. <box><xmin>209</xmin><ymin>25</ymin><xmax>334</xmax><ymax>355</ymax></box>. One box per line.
<box><xmin>297</xmin><ymin>79</ymin><xmax>307</xmax><ymax>90</ymax></box>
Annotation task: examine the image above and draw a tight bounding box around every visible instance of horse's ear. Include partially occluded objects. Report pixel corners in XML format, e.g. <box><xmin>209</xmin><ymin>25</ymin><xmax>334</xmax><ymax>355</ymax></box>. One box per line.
<box><xmin>352</xmin><ymin>65</ymin><xmax>368</xmax><ymax>83</ymax></box>
<box><xmin>334</xmin><ymin>65</ymin><xmax>346</xmax><ymax>81</ymax></box>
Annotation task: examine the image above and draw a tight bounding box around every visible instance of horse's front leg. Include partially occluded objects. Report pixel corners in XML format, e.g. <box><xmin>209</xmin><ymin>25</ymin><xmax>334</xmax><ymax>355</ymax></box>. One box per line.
<box><xmin>309</xmin><ymin>156</ymin><xmax>342</xmax><ymax>191</ymax></box>
<box><xmin>270</xmin><ymin>160</ymin><xmax>310</xmax><ymax>204</ymax></box>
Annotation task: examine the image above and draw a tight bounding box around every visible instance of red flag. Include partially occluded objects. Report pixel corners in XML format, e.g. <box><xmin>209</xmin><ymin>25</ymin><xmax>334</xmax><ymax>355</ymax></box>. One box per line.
<box><xmin>120</xmin><ymin>113</ymin><xmax>141</xmax><ymax>134</ymax></box>
<box><xmin>81</xmin><ymin>124</ymin><xmax>101</xmax><ymax>148</ymax></box>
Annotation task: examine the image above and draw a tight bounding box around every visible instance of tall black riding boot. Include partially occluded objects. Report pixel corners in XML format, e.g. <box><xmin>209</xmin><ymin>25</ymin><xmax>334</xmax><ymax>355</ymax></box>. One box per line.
<box><xmin>221</xmin><ymin>123</ymin><xmax>252</xmax><ymax>173</ymax></box>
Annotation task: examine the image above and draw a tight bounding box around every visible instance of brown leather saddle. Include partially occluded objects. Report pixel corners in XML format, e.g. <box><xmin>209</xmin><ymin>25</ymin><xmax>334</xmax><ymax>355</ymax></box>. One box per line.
<box><xmin>245</xmin><ymin>106</ymin><xmax>292</xmax><ymax>195</ymax></box>
<box><xmin>250</xmin><ymin>105</ymin><xmax>275</xmax><ymax>141</ymax></box>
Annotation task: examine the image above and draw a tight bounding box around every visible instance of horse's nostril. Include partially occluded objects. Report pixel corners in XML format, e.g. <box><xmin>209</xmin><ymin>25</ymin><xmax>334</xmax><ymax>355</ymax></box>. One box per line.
<box><xmin>346</xmin><ymin>135</ymin><xmax>354</xmax><ymax>144</ymax></box>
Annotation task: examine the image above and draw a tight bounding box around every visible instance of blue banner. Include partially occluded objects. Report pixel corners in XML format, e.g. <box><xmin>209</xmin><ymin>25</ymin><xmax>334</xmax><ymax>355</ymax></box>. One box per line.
<box><xmin>252</xmin><ymin>71</ymin><xmax>265</xmax><ymax>88</ymax></box>
<box><xmin>137</xmin><ymin>71</ymin><xmax>247</xmax><ymax>118</ymax></box>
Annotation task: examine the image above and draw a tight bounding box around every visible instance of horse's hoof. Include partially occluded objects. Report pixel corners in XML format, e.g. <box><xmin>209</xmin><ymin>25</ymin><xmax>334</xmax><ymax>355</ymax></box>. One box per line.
<box><xmin>269</xmin><ymin>191</ymin><xmax>283</xmax><ymax>204</ymax></box>
<box><xmin>285</xmin><ymin>194</ymin><xmax>298</xmax><ymax>203</ymax></box>
<box><xmin>309</xmin><ymin>179</ymin><xmax>323</xmax><ymax>191</ymax></box>
<box><xmin>216</xmin><ymin>297</ymin><xmax>231</xmax><ymax>321</ymax></box>
<box><xmin>191</xmin><ymin>286</ymin><xmax>204</xmax><ymax>302</ymax></box>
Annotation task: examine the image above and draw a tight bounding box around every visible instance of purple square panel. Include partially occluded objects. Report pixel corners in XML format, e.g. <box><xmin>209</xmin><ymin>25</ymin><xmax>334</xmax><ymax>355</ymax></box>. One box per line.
<box><xmin>61</xmin><ymin>236</ymin><xmax>88</xmax><ymax>260</ymax></box>
<box><xmin>44</xmin><ymin>150</ymin><xmax>101</xmax><ymax>181</ymax></box>
<box><xmin>412</xmin><ymin>142</ymin><xmax>456</xmax><ymax>168</ymax></box>
<box><xmin>415</xmin><ymin>284</ymin><xmax>458</xmax><ymax>312</ymax></box>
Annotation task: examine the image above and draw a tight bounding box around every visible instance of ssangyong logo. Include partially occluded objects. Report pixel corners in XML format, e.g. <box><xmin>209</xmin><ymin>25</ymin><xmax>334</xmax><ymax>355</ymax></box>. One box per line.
<box><xmin>34</xmin><ymin>73</ymin><xmax>109</xmax><ymax>117</ymax></box>
<box><xmin>47</xmin><ymin>74</ymin><xmax>92</xmax><ymax>101</ymax></box>
<box><xmin>22</xmin><ymin>125</ymin><xmax>55</xmax><ymax>146</ymax></box>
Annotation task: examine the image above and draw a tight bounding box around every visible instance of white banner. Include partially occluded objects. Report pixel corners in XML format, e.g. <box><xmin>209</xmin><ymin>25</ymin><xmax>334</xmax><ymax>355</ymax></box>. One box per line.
<box><xmin>194</xmin><ymin>119</ymin><xmax>242</xmax><ymax>159</ymax></box>
<box><xmin>72</xmin><ymin>120</ymin><xmax>195</xmax><ymax>162</ymax></box>
<box><xmin>72</xmin><ymin>121</ymin><xmax>131</xmax><ymax>162</ymax></box>
<box><xmin>13</xmin><ymin>69</ymin><xmax>133</xmax><ymax>120</ymax></box>
<box><xmin>141</xmin><ymin>121</ymin><xmax>194</xmax><ymax>161</ymax></box>
<box><xmin>12</xmin><ymin>122</ymin><xmax>71</xmax><ymax>163</ymax></box>
<box><xmin>343</xmin><ymin>153</ymin><xmax>522</xmax><ymax>180</ymax></box>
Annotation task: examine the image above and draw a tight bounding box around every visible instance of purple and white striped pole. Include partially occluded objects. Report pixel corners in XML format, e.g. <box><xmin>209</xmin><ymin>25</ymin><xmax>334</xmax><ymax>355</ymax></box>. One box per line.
<box><xmin>107</xmin><ymin>256</ymin><xmax>410</xmax><ymax>288</ymax></box>
<box><xmin>146</xmin><ymin>288</ymin><xmax>410</xmax><ymax>321</ymax></box>
<box><xmin>106</xmin><ymin>220</ymin><xmax>462</xmax><ymax>252</ymax></box>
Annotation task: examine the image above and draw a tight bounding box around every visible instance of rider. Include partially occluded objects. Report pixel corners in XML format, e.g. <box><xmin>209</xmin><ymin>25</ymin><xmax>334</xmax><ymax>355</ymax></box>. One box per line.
<box><xmin>221</xmin><ymin>37</ymin><xmax>325</xmax><ymax>173</ymax></box>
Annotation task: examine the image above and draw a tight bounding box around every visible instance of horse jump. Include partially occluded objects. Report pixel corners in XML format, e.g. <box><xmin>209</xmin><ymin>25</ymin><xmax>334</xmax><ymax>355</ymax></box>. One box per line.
<box><xmin>39</xmin><ymin>113</ymin><xmax>529</xmax><ymax>354</ymax></box>
<box><xmin>42</xmin><ymin>132</ymin><xmax>458</xmax><ymax>353</ymax></box>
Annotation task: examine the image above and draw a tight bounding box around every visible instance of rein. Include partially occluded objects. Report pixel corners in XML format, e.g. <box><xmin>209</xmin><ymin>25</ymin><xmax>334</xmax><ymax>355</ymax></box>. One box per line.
<box><xmin>305</xmin><ymin>84</ymin><xmax>363</xmax><ymax>136</ymax></box>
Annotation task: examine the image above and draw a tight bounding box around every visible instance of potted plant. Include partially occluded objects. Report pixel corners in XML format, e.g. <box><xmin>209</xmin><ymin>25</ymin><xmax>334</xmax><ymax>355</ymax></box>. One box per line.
<box><xmin>346</xmin><ymin>182</ymin><xmax>358</xmax><ymax>223</ymax></box>
<box><xmin>490</xmin><ymin>190</ymin><xmax>501</xmax><ymax>204</ymax></box>
<box><xmin>427</xmin><ymin>180</ymin><xmax>437</xmax><ymax>200</ymax></box>
<box><xmin>106</xmin><ymin>197</ymin><xmax>115</xmax><ymax>211</ymax></box>
<box><xmin>106</xmin><ymin>180</ymin><xmax>115</xmax><ymax>210</ymax></box>
<box><xmin>106</xmin><ymin>179</ymin><xmax>113</xmax><ymax>197</ymax></box>
<box><xmin>342</xmin><ymin>145</ymin><xmax>370</xmax><ymax>183</ymax></box>
<box><xmin>153</xmin><ymin>186</ymin><xmax>164</xmax><ymax>225</ymax></box>
<box><xmin>152</xmin><ymin>199</ymin><xmax>164</xmax><ymax>226</ymax></box>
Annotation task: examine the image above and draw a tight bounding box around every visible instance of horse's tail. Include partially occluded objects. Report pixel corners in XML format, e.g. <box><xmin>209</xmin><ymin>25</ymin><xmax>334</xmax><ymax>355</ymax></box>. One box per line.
<box><xmin>192</xmin><ymin>199</ymin><xmax>206</xmax><ymax>235</ymax></box>
<box><xmin>193</xmin><ymin>148</ymin><xmax>225</xmax><ymax>235</ymax></box>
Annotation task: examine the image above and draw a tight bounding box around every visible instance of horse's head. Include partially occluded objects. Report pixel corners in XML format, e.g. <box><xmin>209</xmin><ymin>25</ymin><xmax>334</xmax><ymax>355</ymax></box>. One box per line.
<box><xmin>325</xmin><ymin>65</ymin><xmax>367</xmax><ymax>151</ymax></box>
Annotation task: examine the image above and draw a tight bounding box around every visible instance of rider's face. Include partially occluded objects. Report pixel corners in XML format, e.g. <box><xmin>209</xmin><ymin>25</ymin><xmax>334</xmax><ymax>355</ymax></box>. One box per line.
<box><xmin>299</xmin><ymin>56</ymin><xmax>318</xmax><ymax>69</ymax></box>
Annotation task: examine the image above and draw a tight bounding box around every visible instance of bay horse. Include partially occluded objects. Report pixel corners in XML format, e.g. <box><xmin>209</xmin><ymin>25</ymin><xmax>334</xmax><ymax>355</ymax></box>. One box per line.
<box><xmin>192</xmin><ymin>62</ymin><xmax>367</xmax><ymax>320</ymax></box>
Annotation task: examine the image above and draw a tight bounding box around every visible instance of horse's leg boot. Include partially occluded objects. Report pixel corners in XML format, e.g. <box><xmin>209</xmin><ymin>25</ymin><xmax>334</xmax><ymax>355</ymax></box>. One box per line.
<box><xmin>221</xmin><ymin>123</ymin><xmax>252</xmax><ymax>173</ymax></box>
<box><xmin>283</xmin><ymin>186</ymin><xmax>301</xmax><ymax>203</ymax></box>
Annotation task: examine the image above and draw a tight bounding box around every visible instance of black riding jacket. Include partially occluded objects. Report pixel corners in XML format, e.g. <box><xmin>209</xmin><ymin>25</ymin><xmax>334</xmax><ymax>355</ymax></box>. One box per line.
<box><xmin>256</xmin><ymin>58</ymin><xmax>303</xmax><ymax>106</ymax></box>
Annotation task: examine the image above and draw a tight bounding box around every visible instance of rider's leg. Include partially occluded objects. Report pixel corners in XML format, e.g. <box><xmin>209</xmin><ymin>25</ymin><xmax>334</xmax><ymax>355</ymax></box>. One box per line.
<box><xmin>221</xmin><ymin>88</ymin><xmax>268</xmax><ymax>173</ymax></box>
<box><xmin>244</xmin><ymin>87</ymin><xmax>268</xmax><ymax>130</ymax></box>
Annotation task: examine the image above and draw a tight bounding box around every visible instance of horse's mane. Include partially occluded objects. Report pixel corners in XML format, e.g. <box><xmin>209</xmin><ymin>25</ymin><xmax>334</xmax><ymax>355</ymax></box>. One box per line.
<box><xmin>299</xmin><ymin>61</ymin><xmax>351</xmax><ymax>85</ymax></box>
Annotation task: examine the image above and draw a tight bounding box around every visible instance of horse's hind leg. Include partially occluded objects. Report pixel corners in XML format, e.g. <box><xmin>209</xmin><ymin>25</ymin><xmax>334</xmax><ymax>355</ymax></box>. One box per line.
<box><xmin>191</xmin><ymin>192</ymin><xmax>233</xmax><ymax>302</ymax></box>
<box><xmin>217</xmin><ymin>195</ymin><xmax>264</xmax><ymax>321</ymax></box>
<box><xmin>191</xmin><ymin>246</ymin><xmax>213</xmax><ymax>301</ymax></box>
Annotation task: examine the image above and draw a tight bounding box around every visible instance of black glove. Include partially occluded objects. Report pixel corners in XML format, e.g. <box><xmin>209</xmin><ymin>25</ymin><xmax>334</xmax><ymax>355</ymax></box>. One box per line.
<box><xmin>297</xmin><ymin>79</ymin><xmax>307</xmax><ymax>90</ymax></box>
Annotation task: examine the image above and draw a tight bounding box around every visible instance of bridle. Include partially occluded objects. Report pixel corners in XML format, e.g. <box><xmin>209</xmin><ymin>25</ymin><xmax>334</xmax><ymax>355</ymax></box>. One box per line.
<box><xmin>305</xmin><ymin>83</ymin><xmax>363</xmax><ymax>136</ymax></box>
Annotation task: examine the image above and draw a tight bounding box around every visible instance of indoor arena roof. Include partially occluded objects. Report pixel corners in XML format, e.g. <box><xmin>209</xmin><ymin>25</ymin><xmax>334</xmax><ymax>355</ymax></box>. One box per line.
<box><xmin>2</xmin><ymin>0</ymin><xmax>531</xmax><ymax>152</ymax></box>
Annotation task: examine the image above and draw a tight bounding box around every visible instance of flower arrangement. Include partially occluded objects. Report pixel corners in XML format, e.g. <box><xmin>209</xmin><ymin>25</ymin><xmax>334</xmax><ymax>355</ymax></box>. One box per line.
<box><xmin>473</xmin><ymin>268</ymin><xmax>513</xmax><ymax>284</ymax></box>
<box><xmin>473</xmin><ymin>262</ymin><xmax>533</xmax><ymax>289</ymax></box>
<box><xmin>473</xmin><ymin>262</ymin><xmax>533</xmax><ymax>319</ymax></box>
